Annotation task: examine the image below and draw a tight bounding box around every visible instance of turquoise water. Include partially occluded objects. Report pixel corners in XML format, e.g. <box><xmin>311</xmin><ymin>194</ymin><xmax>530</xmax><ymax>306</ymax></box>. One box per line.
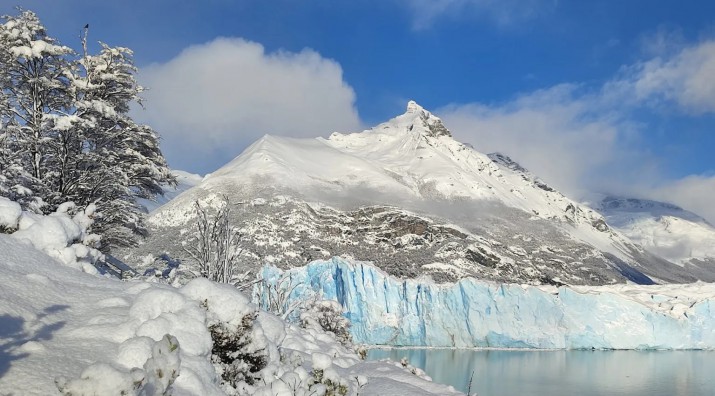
<box><xmin>366</xmin><ymin>348</ymin><xmax>715</xmax><ymax>396</ymax></box>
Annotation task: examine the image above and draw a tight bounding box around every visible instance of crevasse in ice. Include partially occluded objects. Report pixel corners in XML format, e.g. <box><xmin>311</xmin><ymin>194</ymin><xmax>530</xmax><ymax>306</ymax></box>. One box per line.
<box><xmin>256</xmin><ymin>258</ymin><xmax>715</xmax><ymax>349</ymax></box>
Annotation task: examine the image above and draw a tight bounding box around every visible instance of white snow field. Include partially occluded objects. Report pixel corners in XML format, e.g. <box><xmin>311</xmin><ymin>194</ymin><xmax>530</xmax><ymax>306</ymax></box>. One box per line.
<box><xmin>0</xmin><ymin>236</ymin><xmax>459</xmax><ymax>395</ymax></box>
<box><xmin>259</xmin><ymin>258</ymin><xmax>715</xmax><ymax>350</ymax></box>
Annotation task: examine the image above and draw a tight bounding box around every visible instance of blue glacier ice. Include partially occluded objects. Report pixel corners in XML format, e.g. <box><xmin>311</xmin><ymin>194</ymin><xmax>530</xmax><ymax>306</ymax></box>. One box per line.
<box><xmin>256</xmin><ymin>258</ymin><xmax>715</xmax><ymax>349</ymax></box>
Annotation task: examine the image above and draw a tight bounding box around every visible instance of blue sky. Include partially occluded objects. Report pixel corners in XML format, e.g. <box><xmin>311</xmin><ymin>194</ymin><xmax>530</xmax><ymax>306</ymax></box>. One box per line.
<box><xmin>4</xmin><ymin>1</ymin><xmax>715</xmax><ymax>220</ymax></box>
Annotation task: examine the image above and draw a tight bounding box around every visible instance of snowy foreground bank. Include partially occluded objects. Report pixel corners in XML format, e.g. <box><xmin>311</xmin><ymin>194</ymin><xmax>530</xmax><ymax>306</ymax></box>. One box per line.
<box><xmin>0</xmin><ymin>236</ymin><xmax>458</xmax><ymax>395</ymax></box>
<box><xmin>260</xmin><ymin>258</ymin><xmax>715</xmax><ymax>349</ymax></box>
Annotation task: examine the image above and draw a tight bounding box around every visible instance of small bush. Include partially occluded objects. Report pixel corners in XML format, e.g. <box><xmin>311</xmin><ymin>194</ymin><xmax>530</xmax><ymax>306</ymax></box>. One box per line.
<box><xmin>209</xmin><ymin>311</ymin><xmax>267</xmax><ymax>387</ymax></box>
<box><xmin>300</xmin><ymin>300</ymin><xmax>352</xmax><ymax>347</ymax></box>
<box><xmin>311</xmin><ymin>369</ymin><xmax>349</xmax><ymax>396</ymax></box>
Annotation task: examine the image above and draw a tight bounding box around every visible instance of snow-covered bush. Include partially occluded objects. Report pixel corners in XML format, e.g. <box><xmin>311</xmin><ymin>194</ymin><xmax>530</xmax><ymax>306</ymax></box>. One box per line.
<box><xmin>300</xmin><ymin>300</ymin><xmax>352</xmax><ymax>347</ymax></box>
<box><xmin>0</xmin><ymin>196</ymin><xmax>22</xmax><ymax>233</ymax></box>
<box><xmin>399</xmin><ymin>357</ymin><xmax>430</xmax><ymax>380</ymax></box>
<box><xmin>181</xmin><ymin>278</ymin><xmax>276</xmax><ymax>395</ymax></box>
<box><xmin>7</xmin><ymin>199</ymin><xmax>103</xmax><ymax>274</ymax></box>
<box><xmin>309</xmin><ymin>353</ymin><xmax>350</xmax><ymax>396</ymax></box>
<box><xmin>55</xmin><ymin>334</ymin><xmax>181</xmax><ymax>396</ymax></box>
<box><xmin>208</xmin><ymin>311</ymin><xmax>268</xmax><ymax>388</ymax></box>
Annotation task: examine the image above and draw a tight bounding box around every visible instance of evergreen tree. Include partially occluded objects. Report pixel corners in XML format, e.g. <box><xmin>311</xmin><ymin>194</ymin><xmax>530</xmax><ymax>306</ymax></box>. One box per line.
<box><xmin>66</xmin><ymin>41</ymin><xmax>175</xmax><ymax>248</ymax></box>
<box><xmin>0</xmin><ymin>9</ymin><xmax>73</xmax><ymax>210</ymax></box>
<box><xmin>0</xmin><ymin>9</ymin><xmax>175</xmax><ymax>250</ymax></box>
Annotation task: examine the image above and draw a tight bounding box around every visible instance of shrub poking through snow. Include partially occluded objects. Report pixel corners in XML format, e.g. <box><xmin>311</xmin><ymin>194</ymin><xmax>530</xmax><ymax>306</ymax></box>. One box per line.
<box><xmin>181</xmin><ymin>196</ymin><xmax>250</xmax><ymax>286</ymax></box>
<box><xmin>255</xmin><ymin>269</ymin><xmax>306</xmax><ymax>320</ymax></box>
<box><xmin>208</xmin><ymin>311</ymin><xmax>268</xmax><ymax>388</ymax></box>
<box><xmin>143</xmin><ymin>335</ymin><xmax>182</xmax><ymax>395</ymax></box>
<box><xmin>55</xmin><ymin>334</ymin><xmax>181</xmax><ymax>396</ymax></box>
<box><xmin>300</xmin><ymin>300</ymin><xmax>352</xmax><ymax>347</ymax></box>
<box><xmin>308</xmin><ymin>353</ymin><xmax>349</xmax><ymax>396</ymax></box>
<box><xmin>398</xmin><ymin>357</ymin><xmax>430</xmax><ymax>380</ymax></box>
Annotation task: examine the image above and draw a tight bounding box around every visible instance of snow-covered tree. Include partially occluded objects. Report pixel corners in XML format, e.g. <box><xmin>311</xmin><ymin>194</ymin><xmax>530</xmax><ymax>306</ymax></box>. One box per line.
<box><xmin>0</xmin><ymin>9</ymin><xmax>174</xmax><ymax>250</ymax></box>
<box><xmin>63</xmin><ymin>39</ymin><xmax>174</xmax><ymax>248</ymax></box>
<box><xmin>0</xmin><ymin>9</ymin><xmax>72</xmax><ymax>210</ymax></box>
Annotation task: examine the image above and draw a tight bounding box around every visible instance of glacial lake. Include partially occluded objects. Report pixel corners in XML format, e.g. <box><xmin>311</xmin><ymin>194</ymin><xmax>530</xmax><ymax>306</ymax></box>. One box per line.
<box><xmin>367</xmin><ymin>348</ymin><xmax>715</xmax><ymax>396</ymax></box>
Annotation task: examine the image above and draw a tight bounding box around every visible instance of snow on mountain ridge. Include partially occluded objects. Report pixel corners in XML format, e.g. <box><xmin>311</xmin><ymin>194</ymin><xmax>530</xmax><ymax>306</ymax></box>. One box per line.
<box><xmin>324</xmin><ymin>101</ymin><xmax>608</xmax><ymax>228</ymax></box>
<box><xmin>404</xmin><ymin>100</ymin><xmax>452</xmax><ymax>137</ymax></box>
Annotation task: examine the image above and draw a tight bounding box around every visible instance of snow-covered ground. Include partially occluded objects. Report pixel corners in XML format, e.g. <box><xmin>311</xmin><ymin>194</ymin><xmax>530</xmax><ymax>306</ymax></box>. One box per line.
<box><xmin>259</xmin><ymin>258</ymin><xmax>715</xmax><ymax>350</ymax></box>
<box><xmin>0</xmin><ymin>239</ymin><xmax>459</xmax><ymax>395</ymax></box>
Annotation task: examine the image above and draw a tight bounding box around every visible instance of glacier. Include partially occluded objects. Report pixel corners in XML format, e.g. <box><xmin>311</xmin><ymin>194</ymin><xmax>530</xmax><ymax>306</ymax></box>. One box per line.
<box><xmin>257</xmin><ymin>258</ymin><xmax>715</xmax><ymax>349</ymax></box>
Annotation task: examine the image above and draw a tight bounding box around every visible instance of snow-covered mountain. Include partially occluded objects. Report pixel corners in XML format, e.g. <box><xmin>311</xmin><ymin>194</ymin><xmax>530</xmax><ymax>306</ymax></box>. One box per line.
<box><xmin>594</xmin><ymin>196</ymin><xmax>715</xmax><ymax>273</ymax></box>
<box><xmin>127</xmin><ymin>102</ymin><xmax>714</xmax><ymax>285</ymax></box>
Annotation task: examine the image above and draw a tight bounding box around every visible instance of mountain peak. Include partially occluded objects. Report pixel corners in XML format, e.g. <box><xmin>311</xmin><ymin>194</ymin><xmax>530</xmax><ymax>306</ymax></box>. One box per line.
<box><xmin>402</xmin><ymin>100</ymin><xmax>451</xmax><ymax>138</ymax></box>
<box><xmin>406</xmin><ymin>100</ymin><xmax>424</xmax><ymax>113</ymax></box>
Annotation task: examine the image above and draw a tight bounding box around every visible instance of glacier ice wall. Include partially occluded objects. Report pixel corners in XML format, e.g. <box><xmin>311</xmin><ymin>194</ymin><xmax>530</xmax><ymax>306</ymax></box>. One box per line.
<box><xmin>257</xmin><ymin>258</ymin><xmax>715</xmax><ymax>349</ymax></box>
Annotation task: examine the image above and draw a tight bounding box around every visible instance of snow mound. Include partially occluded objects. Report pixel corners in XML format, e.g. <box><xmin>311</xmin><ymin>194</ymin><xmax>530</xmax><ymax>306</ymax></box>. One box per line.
<box><xmin>8</xmin><ymin>202</ymin><xmax>103</xmax><ymax>274</ymax></box>
<box><xmin>0</xmin><ymin>197</ymin><xmax>21</xmax><ymax>229</ymax></box>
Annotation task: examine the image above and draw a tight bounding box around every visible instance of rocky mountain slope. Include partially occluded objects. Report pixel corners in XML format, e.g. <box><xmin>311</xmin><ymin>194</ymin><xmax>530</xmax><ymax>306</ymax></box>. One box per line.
<box><xmin>123</xmin><ymin>102</ymin><xmax>714</xmax><ymax>285</ymax></box>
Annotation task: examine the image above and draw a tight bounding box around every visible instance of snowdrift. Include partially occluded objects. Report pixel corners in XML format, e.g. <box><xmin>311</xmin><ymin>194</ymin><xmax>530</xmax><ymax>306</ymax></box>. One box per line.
<box><xmin>259</xmin><ymin>258</ymin><xmax>715</xmax><ymax>349</ymax></box>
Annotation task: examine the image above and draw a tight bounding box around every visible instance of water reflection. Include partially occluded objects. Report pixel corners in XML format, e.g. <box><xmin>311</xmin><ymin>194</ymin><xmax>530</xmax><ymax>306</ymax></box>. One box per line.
<box><xmin>366</xmin><ymin>348</ymin><xmax>715</xmax><ymax>396</ymax></box>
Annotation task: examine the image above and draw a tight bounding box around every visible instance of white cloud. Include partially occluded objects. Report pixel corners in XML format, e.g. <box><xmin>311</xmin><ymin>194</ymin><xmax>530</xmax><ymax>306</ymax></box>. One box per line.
<box><xmin>403</xmin><ymin>0</ymin><xmax>553</xmax><ymax>29</ymax></box>
<box><xmin>611</xmin><ymin>39</ymin><xmax>715</xmax><ymax>114</ymax></box>
<box><xmin>135</xmin><ymin>38</ymin><xmax>361</xmax><ymax>173</ymax></box>
<box><xmin>650</xmin><ymin>175</ymin><xmax>715</xmax><ymax>225</ymax></box>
